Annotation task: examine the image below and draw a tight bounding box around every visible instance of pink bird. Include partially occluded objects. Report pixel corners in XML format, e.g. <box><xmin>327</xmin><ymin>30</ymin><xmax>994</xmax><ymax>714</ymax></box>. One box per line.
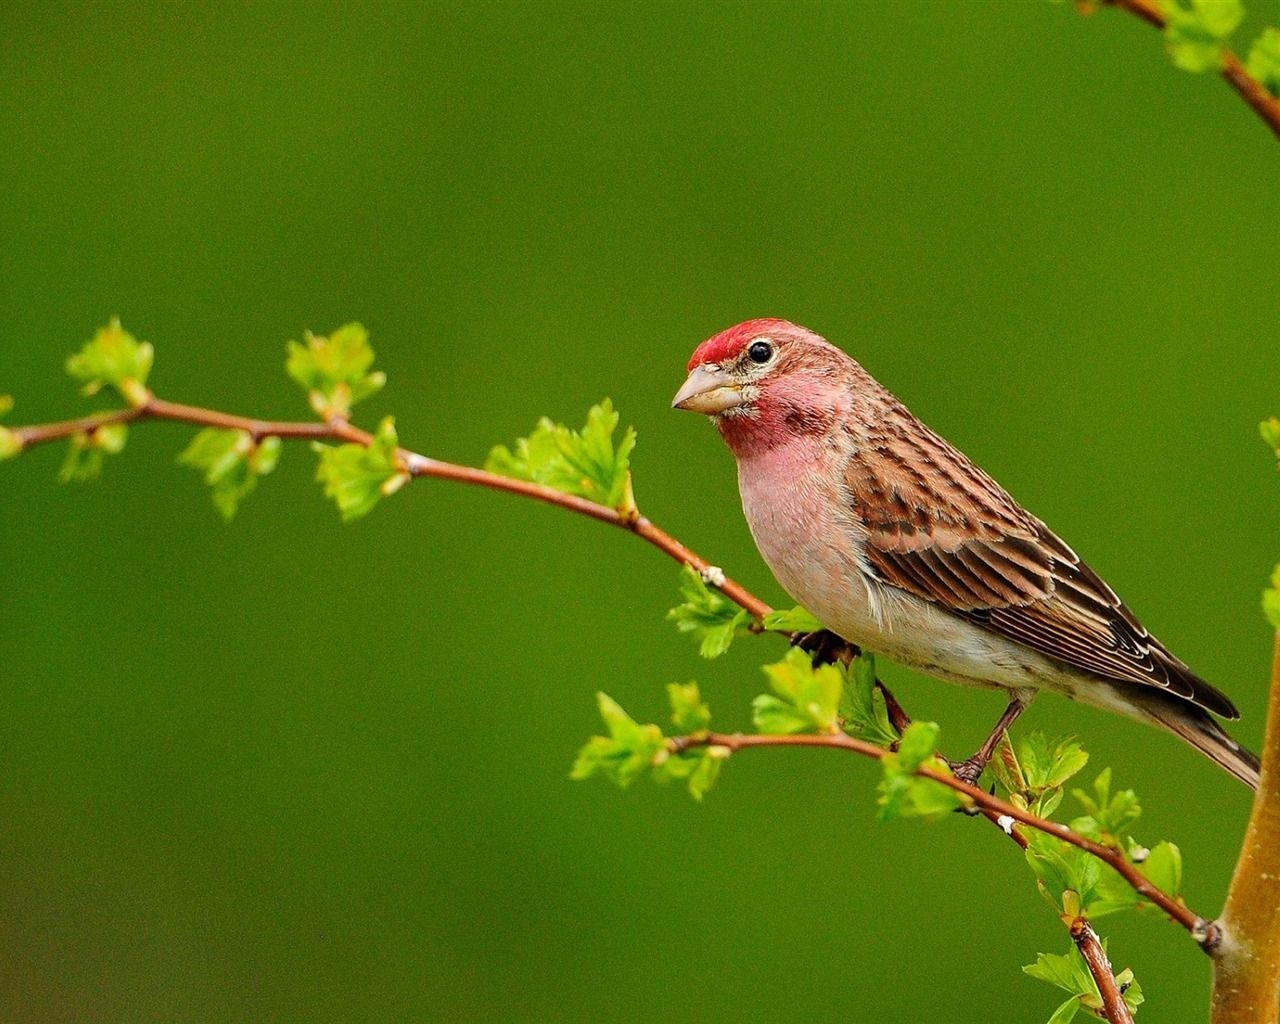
<box><xmin>673</xmin><ymin>318</ymin><xmax>1258</xmax><ymax>787</ymax></box>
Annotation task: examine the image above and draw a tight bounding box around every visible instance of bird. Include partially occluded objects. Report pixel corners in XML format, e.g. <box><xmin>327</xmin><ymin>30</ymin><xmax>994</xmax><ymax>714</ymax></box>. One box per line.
<box><xmin>672</xmin><ymin>317</ymin><xmax>1259</xmax><ymax>788</ymax></box>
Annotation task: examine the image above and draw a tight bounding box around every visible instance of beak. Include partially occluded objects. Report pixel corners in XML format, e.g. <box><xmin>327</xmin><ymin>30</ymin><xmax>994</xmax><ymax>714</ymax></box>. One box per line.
<box><xmin>671</xmin><ymin>365</ymin><xmax>745</xmax><ymax>415</ymax></box>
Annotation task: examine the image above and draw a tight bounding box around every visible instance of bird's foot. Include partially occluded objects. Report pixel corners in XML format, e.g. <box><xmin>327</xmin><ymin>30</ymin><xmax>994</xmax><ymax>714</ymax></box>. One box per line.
<box><xmin>791</xmin><ymin>629</ymin><xmax>860</xmax><ymax>667</ymax></box>
<box><xmin>946</xmin><ymin>755</ymin><xmax>990</xmax><ymax>787</ymax></box>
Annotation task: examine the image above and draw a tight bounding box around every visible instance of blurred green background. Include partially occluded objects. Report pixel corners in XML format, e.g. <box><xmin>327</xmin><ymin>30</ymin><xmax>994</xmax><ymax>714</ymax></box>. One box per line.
<box><xmin>2</xmin><ymin>2</ymin><xmax>1278</xmax><ymax>1021</ymax></box>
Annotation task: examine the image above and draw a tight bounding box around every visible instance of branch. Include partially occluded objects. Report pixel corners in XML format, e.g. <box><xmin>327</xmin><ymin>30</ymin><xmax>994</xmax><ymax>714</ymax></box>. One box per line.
<box><xmin>1211</xmin><ymin>631</ymin><xmax>1280</xmax><ymax>1023</ymax></box>
<box><xmin>8</xmin><ymin>390</ymin><xmax>773</xmax><ymax>622</ymax></box>
<box><xmin>1071</xmin><ymin>918</ymin><xmax>1136</xmax><ymax>1024</ymax></box>
<box><xmin>670</xmin><ymin>730</ymin><xmax>1215</xmax><ymax>945</ymax></box>
<box><xmin>1100</xmin><ymin>0</ymin><xmax>1280</xmax><ymax>141</ymax></box>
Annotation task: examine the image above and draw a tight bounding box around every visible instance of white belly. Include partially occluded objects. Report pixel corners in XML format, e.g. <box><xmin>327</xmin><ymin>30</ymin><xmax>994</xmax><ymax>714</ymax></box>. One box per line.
<box><xmin>736</xmin><ymin>441</ymin><xmax>1063</xmax><ymax>696</ymax></box>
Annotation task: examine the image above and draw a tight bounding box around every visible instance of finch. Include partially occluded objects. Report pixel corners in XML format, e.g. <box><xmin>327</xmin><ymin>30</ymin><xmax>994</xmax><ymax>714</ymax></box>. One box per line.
<box><xmin>673</xmin><ymin>318</ymin><xmax>1258</xmax><ymax>788</ymax></box>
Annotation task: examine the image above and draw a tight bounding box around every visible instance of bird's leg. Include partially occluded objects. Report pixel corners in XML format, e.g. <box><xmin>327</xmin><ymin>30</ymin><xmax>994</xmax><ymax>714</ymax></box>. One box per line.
<box><xmin>949</xmin><ymin>696</ymin><xmax>1029</xmax><ymax>785</ymax></box>
<box><xmin>791</xmin><ymin>629</ymin><xmax>860</xmax><ymax>667</ymax></box>
<box><xmin>876</xmin><ymin>681</ymin><xmax>912</xmax><ymax>736</ymax></box>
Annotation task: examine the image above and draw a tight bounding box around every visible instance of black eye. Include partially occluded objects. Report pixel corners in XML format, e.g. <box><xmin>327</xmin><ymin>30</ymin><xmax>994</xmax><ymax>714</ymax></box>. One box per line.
<box><xmin>747</xmin><ymin>340</ymin><xmax>773</xmax><ymax>364</ymax></box>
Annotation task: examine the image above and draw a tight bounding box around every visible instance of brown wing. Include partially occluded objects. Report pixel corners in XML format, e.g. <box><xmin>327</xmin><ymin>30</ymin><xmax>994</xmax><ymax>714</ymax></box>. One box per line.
<box><xmin>846</xmin><ymin>397</ymin><xmax>1238</xmax><ymax>719</ymax></box>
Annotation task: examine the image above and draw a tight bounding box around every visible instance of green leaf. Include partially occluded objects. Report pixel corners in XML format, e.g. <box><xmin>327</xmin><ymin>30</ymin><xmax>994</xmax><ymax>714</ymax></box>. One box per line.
<box><xmin>652</xmin><ymin>743</ymin><xmax>728</xmax><ymax>801</ymax></box>
<box><xmin>877</xmin><ymin>722</ymin><xmax>964</xmax><ymax>821</ymax></box>
<box><xmin>752</xmin><ymin>648</ymin><xmax>843</xmax><ymax>735</ymax></box>
<box><xmin>1025</xmin><ymin>945</ymin><xmax>1143</xmax><ymax>1021</ymax></box>
<box><xmin>667</xmin><ymin>681</ymin><xmax>711</xmax><ymax>735</ymax></box>
<box><xmin>486</xmin><ymin>399</ymin><xmax>637</xmax><ymax>512</ymax></box>
<box><xmin>1070</xmin><ymin>768</ymin><xmax>1141</xmax><ymax>845</ymax></box>
<box><xmin>995</xmin><ymin>732</ymin><xmax>1090</xmax><ymax>805</ymax></box>
<box><xmin>1161</xmin><ymin>0</ymin><xmax>1244</xmax><ymax>72</ymax></box>
<box><xmin>761</xmin><ymin>606</ymin><xmax>824</xmax><ymax>633</ymax></box>
<box><xmin>666</xmin><ymin>564</ymin><xmax>750</xmax><ymax>658</ymax></box>
<box><xmin>1247</xmin><ymin>28</ymin><xmax>1280</xmax><ymax>96</ymax></box>
<box><xmin>178</xmin><ymin>428</ymin><xmax>282</xmax><ymax>520</ymax></box>
<box><xmin>58</xmin><ymin>424</ymin><xmax>129</xmax><ymax>483</ymax></box>
<box><xmin>1264</xmin><ymin>564</ymin><xmax>1280</xmax><ymax>628</ymax></box>
<box><xmin>838</xmin><ymin>653</ymin><xmax>900</xmax><ymax>746</ymax></box>
<box><xmin>571</xmin><ymin>692</ymin><xmax>666</xmax><ymax>790</ymax></box>
<box><xmin>1260</xmin><ymin>416</ymin><xmax>1280</xmax><ymax>452</ymax></box>
<box><xmin>1025</xmin><ymin>832</ymin><xmax>1103</xmax><ymax>913</ymax></box>
<box><xmin>66</xmin><ymin>319</ymin><xmax>154</xmax><ymax>402</ymax></box>
<box><xmin>313</xmin><ymin>416</ymin><xmax>408</xmax><ymax>521</ymax></box>
<box><xmin>1141</xmin><ymin>840</ymin><xmax>1183</xmax><ymax>898</ymax></box>
<box><xmin>286</xmin><ymin>323</ymin><xmax>386</xmax><ymax>419</ymax></box>
<box><xmin>0</xmin><ymin>397</ymin><xmax>19</xmax><ymax>461</ymax></box>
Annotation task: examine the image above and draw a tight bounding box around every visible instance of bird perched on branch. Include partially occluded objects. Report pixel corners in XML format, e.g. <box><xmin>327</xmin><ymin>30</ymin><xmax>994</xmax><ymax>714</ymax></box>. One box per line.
<box><xmin>673</xmin><ymin>317</ymin><xmax>1258</xmax><ymax>788</ymax></box>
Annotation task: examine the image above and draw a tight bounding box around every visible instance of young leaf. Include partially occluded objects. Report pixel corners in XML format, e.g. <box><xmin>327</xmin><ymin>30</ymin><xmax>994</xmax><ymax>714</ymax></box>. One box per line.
<box><xmin>286</xmin><ymin>323</ymin><xmax>386</xmax><ymax>419</ymax></box>
<box><xmin>877</xmin><ymin>722</ymin><xmax>965</xmax><ymax>821</ymax></box>
<box><xmin>667</xmin><ymin>681</ymin><xmax>711</xmax><ymax>735</ymax></box>
<box><xmin>1263</xmin><ymin>564</ymin><xmax>1280</xmax><ymax>629</ymax></box>
<box><xmin>66</xmin><ymin>320</ymin><xmax>154</xmax><ymax>403</ymax></box>
<box><xmin>667</xmin><ymin>564</ymin><xmax>750</xmax><ymax>658</ymax></box>
<box><xmin>1161</xmin><ymin>0</ymin><xmax>1244</xmax><ymax>72</ymax></box>
<box><xmin>1025</xmin><ymin>833</ymin><xmax>1103</xmax><ymax>914</ymax></box>
<box><xmin>761</xmin><ymin>606</ymin><xmax>824</xmax><ymax>633</ymax></box>
<box><xmin>1246</xmin><ymin>27</ymin><xmax>1280</xmax><ymax>96</ymax></box>
<box><xmin>313</xmin><ymin>416</ymin><xmax>408</xmax><ymax>521</ymax></box>
<box><xmin>1262</xmin><ymin>416</ymin><xmax>1280</xmax><ymax>454</ymax></box>
<box><xmin>58</xmin><ymin>424</ymin><xmax>129</xmax><ymax>483</ymax></box>
<box><xmin>752</xmin><ymin>648</ymin><xmax>842</xmax><ymax>735</ymax></box>
<box><xmin>1140</xmin><ymin>840</ymin><xmax>1183</xmax><ymax>898</ymax></box>
<box><xmin>486</xmin><ymin>400</ymin><xmax>637</xmax><ymax>512</ymax></box>
<box><xmin>652</xmin><ymin>743</ymin><xmax>728</xmax><ymax>802</ymax></box>
<box><xmin>1070</xmin><ymin>768</ymin><xmax>1141</xmax><ymax>845</ymax></box>
<box><xmin>178</xmin><ymin>428</ymin><xmax>282</xmax><ymax>520</ymax></box>
<box><xmin>839</xmin><ymin>653</ymin><xmax>899</xmax><ymax>746</ymax></box>
<box><xmin>571</xmin><ymin>692</ymin><xmax>666</xmax><ymax>789</ymax></box>
<box><xmin>1025</xmin><ymin>945</ymin><xmax>1143</xmax><ymax>1022</ymax></box>
<box><xmin>0</xmin><ymin>397</ymin><xmax>19</xmax><ymax>461</ymax></box>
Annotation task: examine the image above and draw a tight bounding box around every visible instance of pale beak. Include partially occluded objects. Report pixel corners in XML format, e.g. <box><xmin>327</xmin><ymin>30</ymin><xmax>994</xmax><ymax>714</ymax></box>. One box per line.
<box><xmin>671</xmin><ymin>365</ymin><xmax>745</xmax><ymax>415</ymax></box>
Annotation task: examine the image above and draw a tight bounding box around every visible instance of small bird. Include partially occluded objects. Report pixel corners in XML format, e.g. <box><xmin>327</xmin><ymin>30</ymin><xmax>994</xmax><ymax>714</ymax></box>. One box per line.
<box><xmin>673</xmin><ymin>318</ymin><xmax>1259</xmax><ymax>788</ymax></box>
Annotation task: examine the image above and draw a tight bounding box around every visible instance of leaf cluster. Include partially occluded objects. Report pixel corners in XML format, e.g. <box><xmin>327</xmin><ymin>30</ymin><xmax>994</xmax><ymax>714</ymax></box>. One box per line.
<box><xmin>570</xmin><ymin>685</ymin><xmax>724</xmax><ymax>802</ymax></box>
<box><xmin>286</xmin><ymin>323</ymin><xmax>385</xmax><ymax>419</ymax></box>
<box><xmin>313</xmin><ymin>417</ymin><xmax>408</xmax><ymax>522</ymax></box>
<box><xmin>178</xmin><ymin>429</ymin><xmax>282</xmax><ymax>520</ymax></box>
<box><xmin>486</xmin><ymin>400</ymin><xmax>637</xmax><ymax>512</ymax></box>
<box><xmin>1024</xmin><ymin>946</ymin><xmax>1143</xmax><ymax>1023</ymax></box>
<box><xmin>65</xmin><ymin>319</ymin><xmax>154</xmax><ymax>403</ymax></box>
<box><xmin>667</xmin><ymin>564</ymin><xmax>750</xmax><ymax>658</ymax></box>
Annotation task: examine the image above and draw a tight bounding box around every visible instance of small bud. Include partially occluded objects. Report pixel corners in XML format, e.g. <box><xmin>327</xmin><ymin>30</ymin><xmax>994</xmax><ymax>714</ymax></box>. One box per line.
<box><xmin>0</xmin><ymin>426</ymin><xmax>22</xmax><ymax>461</ymax></box>
<box><xmin>699</xmin><ymin>565</ymin><xmax>727</xmax><ymax>588</ymax></box>
<box><xmin>380</xmin><ymin>471</ymin><xmax>410</xmax><ymax>497</ymax></box>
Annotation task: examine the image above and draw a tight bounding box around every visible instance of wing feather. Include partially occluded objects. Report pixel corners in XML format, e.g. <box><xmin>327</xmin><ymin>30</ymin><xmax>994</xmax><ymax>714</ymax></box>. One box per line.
<box><xmin>845</xmin><ymin>398</ymin><xmax>1237</xmax><ymax>719</ymax></box>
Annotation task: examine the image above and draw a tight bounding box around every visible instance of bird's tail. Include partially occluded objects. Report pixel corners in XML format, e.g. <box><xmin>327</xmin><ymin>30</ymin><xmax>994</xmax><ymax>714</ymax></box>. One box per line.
<box><xmin>1136</xmin><ymin>695</ymin><xmax>1260</xmax><ymax>790</ymax></box>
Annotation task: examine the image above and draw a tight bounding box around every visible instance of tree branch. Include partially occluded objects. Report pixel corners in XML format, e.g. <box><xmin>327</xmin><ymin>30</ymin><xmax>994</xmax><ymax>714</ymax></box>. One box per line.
<box><xmin>9</xmin><ymin>391</ymin><xmax>773</xmax><ymax>620</ymax></box>
<box><xmin>1071</xmin><ymin>918</ymin><xmax>1136</xmax><ymax>1024</ymax></box>
<box><xmin>670</xmin><ymin>730</ymin><xmax>1215</xmax><ymax>947</ymax></box>
<box><xmin>1099</xmin><ymin>0</ymin><xmax>1280</xmax><ymax>141</ymax></box>
<box><xmin>1211</xmin><ymin>631</ymin><xmax>1280</xmax><ymax>1023</ymax></box>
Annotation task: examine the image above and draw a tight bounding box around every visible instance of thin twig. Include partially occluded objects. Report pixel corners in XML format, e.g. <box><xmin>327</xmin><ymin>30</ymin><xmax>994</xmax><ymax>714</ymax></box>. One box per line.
<box><xmin>11</xmin><ymin>389</ymin><xmax>1210</xmax><ymax>959</ymax></box>
<box><xmin>670</xmin><ymin>730</ymin><xmax>1214</xmax><ymax>945</ymax></box>
<box><xmin>1071</xmin><ymin>918</ymin><xmax>1135</xmax><ymax>1024</ymax></box>
<box><xmin>10</xmin><ymin>393</ymin><xmax>772</xmax><ymax>620</ymax></box>
<box><xmin>1100</xmin><ymin>0</ymin><xmax>1280</xmax><ymax>141</ymax></box>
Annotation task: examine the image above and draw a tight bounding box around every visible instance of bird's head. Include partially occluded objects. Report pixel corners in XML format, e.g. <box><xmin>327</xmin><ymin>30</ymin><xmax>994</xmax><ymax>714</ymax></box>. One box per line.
<box><xmin>673</xmin><ymin>318</ymin><xmax>852</xmax><ymax>454</ymax></box>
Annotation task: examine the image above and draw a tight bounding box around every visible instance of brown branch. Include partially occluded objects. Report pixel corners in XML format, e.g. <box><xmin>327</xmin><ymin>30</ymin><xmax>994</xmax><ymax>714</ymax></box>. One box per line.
<box><xmin>1099</xmin><ymin>0</ymin><xmax>1280</xmax><ymax>142</ymax></box>
<box><xmin>670</xmin><ymin>730</ymin><xmax>1214</xmax><ymax>945</ymax></box>
<box><xmin>11</xmin><ymin>386</ymin><xmax>1214</xmax><ymax>970</ymax></box>
<box><xmin>1071</xmin><ymin>918</ymin><xmax>1135</xmax><ymax>1024</ymax></box>
<box><xmin>8</xmin><ymin>392</ymin><xmax>773</xmax><ymax>622</ymax></box>
<box><xmin>1211</xmin><ymin>631</ymin><xmax>1280</xmax><ymax>1023</ymax></box>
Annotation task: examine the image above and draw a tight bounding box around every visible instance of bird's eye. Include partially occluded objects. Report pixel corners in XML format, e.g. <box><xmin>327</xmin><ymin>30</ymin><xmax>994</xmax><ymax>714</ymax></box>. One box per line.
<box><xmin>747</xmin><ymin>340</ymin><xmax>773</xmax><ymax>364</ymax></box>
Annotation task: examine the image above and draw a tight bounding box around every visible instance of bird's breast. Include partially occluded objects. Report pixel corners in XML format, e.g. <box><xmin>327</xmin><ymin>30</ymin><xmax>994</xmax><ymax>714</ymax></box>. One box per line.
<box><xmin>735</xmin><ymin>440</ymin><xmax>1060</xmax><ymax>692</ymax></box>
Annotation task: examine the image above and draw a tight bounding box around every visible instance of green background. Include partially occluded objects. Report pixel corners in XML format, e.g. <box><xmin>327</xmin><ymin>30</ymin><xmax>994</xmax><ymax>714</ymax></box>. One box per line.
<box><xmin>2</xmin><ymin>2</ymin><xmax>1277</xmax><ymax>1020</ymax></box>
